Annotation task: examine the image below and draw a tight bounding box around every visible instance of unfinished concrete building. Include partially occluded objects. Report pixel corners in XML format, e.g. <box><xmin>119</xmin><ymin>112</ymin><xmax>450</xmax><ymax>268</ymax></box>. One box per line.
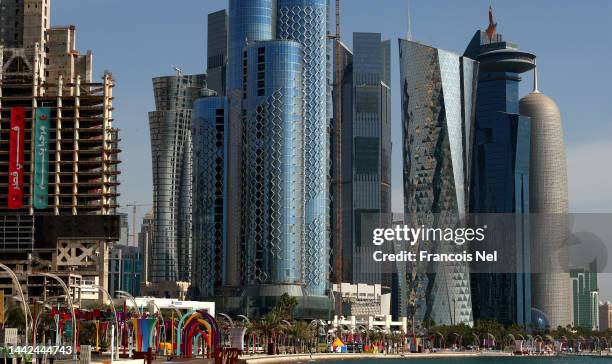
<box><xmin>0</xmin><ymin>0</ymin><xmax>120</xmax><ymax>303</ymax></box>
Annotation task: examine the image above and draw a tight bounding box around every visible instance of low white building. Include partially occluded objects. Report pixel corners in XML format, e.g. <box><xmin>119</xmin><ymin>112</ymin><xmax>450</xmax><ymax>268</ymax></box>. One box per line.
<box><xmin>332</xmin><ymin>282</ymin><xmax>391</xmax><ymax>318</ymax></box>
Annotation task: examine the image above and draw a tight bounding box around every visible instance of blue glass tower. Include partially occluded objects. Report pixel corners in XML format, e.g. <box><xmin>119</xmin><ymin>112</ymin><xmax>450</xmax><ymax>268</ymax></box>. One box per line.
<box><xmin>226</xmin><ymin>0</ymin><xmax>276</xmax><ymax>292</ymax></box>
<box><xmin>228</xmin><ymin>0</ymin><xmax>275</xmax><ymax>93</ymax></box>
<box><xmin>464</xmin><ymin>29</ymin><xmax>535</xmax><ymax>326</ymax></box>
<box><xmin>241</xmin><ymin>40</ymin><xmax>305</xmax><ymax>295</ymax></box>
<box><xmin>191</xmin><ymin>95</ymin><xmax>228</xmax><ymax>298</ymax></box>
<box><xmin>277</xmin><ymin>0</ymin><xmax>330</xmax><ymax>297</ymax></box>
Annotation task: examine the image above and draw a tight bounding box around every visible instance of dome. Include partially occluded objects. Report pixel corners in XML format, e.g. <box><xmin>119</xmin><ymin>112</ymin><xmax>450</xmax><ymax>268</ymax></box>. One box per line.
<box><xmin>519</xmin><ymin>92</ymin><xmax>561</xmax><ymax>120</ymax></box>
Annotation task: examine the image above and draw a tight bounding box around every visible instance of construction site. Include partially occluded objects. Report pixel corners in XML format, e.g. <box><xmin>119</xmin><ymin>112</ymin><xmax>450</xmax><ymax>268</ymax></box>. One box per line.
<box><xmin>0</xmin><ymin>0</ymin><xmax>120</xmax><ymax>304</ymax></box>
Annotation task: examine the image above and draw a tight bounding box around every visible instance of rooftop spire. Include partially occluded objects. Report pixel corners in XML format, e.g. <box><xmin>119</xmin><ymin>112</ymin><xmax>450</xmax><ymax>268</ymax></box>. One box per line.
<box><xmin>533</xmin><ymin>59</ymin><xmax>540</xmax><ymax>93</ymax></box>
<box><xmin>485</xmin><ymin>5</ymin><xmax>498</xmax><ymax>42</ymax></box>
<box><xmin>407</xmin><ymin>0</ymin><xmax>413</xmax><ymax>40</ymax></box>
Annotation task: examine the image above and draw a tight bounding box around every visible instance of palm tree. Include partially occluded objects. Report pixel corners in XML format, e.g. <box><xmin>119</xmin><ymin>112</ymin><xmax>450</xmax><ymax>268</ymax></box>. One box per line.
<box><xmin>256</xmin><ymin>311</ymin><xmax>284</xmax><ymax>353</ymax></box>
<box><xmin>286</xmin><ymin>321</ymin><xmax>312</xmax><ymax>353</ymax></box>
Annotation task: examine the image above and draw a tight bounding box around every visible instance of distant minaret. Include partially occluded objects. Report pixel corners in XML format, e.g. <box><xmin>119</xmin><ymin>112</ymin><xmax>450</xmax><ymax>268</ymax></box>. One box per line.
<box><xmin>520</xmin><ymin>62</ymin><xmax>571</xmax><ymax>328</ymax></box>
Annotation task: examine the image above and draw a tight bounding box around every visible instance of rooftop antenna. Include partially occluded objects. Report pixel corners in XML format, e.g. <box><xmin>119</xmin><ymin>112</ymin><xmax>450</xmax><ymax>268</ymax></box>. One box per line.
<box><xmin>407</xmin><ymin>0</ymin><xmax>413</xmax><ymax>40</ymax></box>
<box><xmin>171</xmin><ymin>65</ymin><xmax>183</xmax><ymax>77</ymax></box>
<box><xmin>533</xmin><ymin>59</ymin><xmax>540</xmax><ymax>93</ymax></box>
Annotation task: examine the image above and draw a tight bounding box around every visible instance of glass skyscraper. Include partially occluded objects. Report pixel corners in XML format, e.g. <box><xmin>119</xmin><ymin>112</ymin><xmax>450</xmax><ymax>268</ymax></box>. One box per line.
<box><xmin>570</xmin><ymin>260</ymin><xmax>599</xmax><ymax>330</ymax></box>
<box><xmin>277</xmin><ymin>0</ymin><xmax>330</xmax><ymax>297</ymax></box>
<box><xmin>207</xmin><ymin>10</ymin><xmax>228</xmax><ymax>96</ymax></box>
<box><xmin>464</xmin><ymin>29</ymin><xmax>535</xmax><ymax>326</ymax></box>
<box><xmin>227</xmin><ymin>0</ymin><xmax>275</xmax><ymax>93</ymax></box>
<box><xmin>226</xmin><ymin>0</ymin><xmax>276</xmax><ymax>292</ymax></box>
<box><xmin>399</xmin><ymin>39</ymin><xmax>477</xmax><ymax>326</ymax></box>
<box><xmin>148</xmin><ymin>74</ymin><xmax>207</xmax><ymax>285</ymax></box>
<box><xmin>241</xmin><ymin>40</ymin><xmax>305</xmax><ymax>295</ymax></box>
<box><xmin>332</xmin><ymin>33</ymin><xmax>391</xmax><ymax>285</ymax></box>
<box><xmin>191</xmin><ymin>95</ymin><xmax>228</xmax><ymax>298</ymax></box>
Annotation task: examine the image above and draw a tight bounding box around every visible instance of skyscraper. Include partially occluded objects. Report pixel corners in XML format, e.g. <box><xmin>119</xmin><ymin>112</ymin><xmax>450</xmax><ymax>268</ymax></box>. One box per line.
<box><xmin>520</xmin><ymin>68</ymin><xmax>571</xmax><ymax>328</ymax></box>
<box><xmin>277</xmin><ymin>0</ymin><xmax>330</xmax><ymax>297</ymax></box>
<box><xmin>332</xmin><ymin>33</ymin><xmax>391</xmax><ymax>285</ymax></box>
<box><xmin>222</xmin><ymin>0</ymin><xmax>331</xmax><ymax>315</ymax></box>
<box><xmin>399</xmin><ymin>39</ymin><xmax>477</xmax><ymax>326</ymax></box>
<box><xmin>464</xmin><ymin>20</ymin><xmax>535</xmax><ymax>325</ymax></box>
<box><xmin>191</xmin><ymin>94</ymin><xmax>227</xmax><ymax>298</ymax></box>
<box><xmin>225</xmin><ymin>0</ymin><xmax>276</xmax><ymax>293</ymax></box>
<box><xmin>240</xmin><ymin>40</ymin><xmax>305</xmax><ymax>302</ymax></box>
<box><xmin>570</xmin><ymin>260</ymin><xmax>599</xmax><ymax>330</ymax></box>
<box><xmin>331</xmin><ymin>39</ymin><xmax>353</xmax><ymax>284</ymax></box>
<box><xmin>148</xmin><ymin>73</ymin><xmax>206</xmax><ymax>287</ymax></box>
<box><xmin>206</xmin><ymin>10</ymin><xmax>228</xmax><ymax>96</ymax></box>
<box><xmin>138</xmin><ymin>209</ymin><xmax>154</xmax><ymax>286</ymax></box>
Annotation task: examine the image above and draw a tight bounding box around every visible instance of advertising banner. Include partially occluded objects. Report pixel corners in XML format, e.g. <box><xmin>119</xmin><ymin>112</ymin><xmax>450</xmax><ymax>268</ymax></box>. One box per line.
<box><xmin>33</xmin><ymin>107</ymin><xmax>50</xmax><ymax>209</ymax></box>
<box><xmin>8</xmin><ymin>107</ymin><xmax>25</xmax><ymax>209</ymax></box>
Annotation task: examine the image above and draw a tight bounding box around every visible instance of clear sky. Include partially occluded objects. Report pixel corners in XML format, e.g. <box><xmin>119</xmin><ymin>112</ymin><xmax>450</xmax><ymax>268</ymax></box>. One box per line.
<box><xmin>52</xmin><ymin>0</ymin><xmax>612</xmax><ymax>292</ymax></box>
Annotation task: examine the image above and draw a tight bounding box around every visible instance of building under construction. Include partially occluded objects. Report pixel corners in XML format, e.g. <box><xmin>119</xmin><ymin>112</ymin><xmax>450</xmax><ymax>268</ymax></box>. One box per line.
<box><xmin>0</xmin><ymin>0</ymin><xmax>120</xmax><ymax>304</ymax></box>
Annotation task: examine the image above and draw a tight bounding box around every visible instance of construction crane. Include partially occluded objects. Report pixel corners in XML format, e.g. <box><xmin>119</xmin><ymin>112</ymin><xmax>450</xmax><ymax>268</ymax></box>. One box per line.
<box><xmin>124</xmin><ymin>201</ymin><xmax>151</xmax><ymax>246</ymax></box>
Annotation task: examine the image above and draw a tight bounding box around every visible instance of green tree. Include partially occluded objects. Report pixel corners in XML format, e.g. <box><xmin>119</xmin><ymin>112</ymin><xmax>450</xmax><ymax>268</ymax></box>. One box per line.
<box><xmin>273</xmin><ymin>294</ymin><xmax>298</xmax><ymax>320</ymax></box>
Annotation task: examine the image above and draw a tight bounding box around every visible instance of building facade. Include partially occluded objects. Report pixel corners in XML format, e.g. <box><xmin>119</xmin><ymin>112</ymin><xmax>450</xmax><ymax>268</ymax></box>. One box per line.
<box><xmin>0</xmin><ymin>0</ymin><xmax>120</xmax><ymax>301</ymax></box>
<box><xmin>225</xmin><ymin>0</ymin><xmax>277</xmax><ymax>293</ymax></box>
<box><xmin>206</xmin><ymin>10</ymin><xmax>228</xmax><ymax>96</ymax></box>
<box><xmin>464</xmin><ymin>27</ymin><xmax>535</xmax><ymax>326</ymax></box>
<box><xmin>399</xmin><ymin>39</ymin><xmax>478</xmax><ymax>326</ymax></box>
<box><xmin>331</xmin><ymin>39</ymin><xmax>353</xmax><ymax>284</ymax></box>
<box><xmin>570</xmin><ymin>260</ymin><xmax>599</xmax><ymax>330</ymax></box>
<box><xmin>240</xmin><ymin>40</ymin><xmax>305</xmax><ymax>301</ymax></box>
<box><xmin>191</xmin><ymin>95</ymin><xmax>227</xmax><ymax>298</ymax></box>
<box><xmin>332</xmin><ymin>33</ymin><xmax>391</xmax><ymax>286</ymax></box>
<box><xmin>332</xmin><ymin>283</ymin><xmax>391</xmax><ymax>318</ymax></box>
<box><xmin>108</xmin><ymin>244</ymin><xmax>142</xmax><ymax>297</ymax></box>
<box><xmin>599</xmin><ymin>302</ymin><xmax>612</xmax><ymax>330</ymax></box>
<box><xmin>519</xmin><ymin>68</ymin><xmax>571</xmax><ymax>328</ymax></box>
<box><xmin>277</xmin><ymin>0</ymin><xmax>330</xmax><ymax>297</ymax></box>
<box><xmin>138</xmin><ymin>209</ymin><xmax>154</xmax><ymax>286</ymax></box>
<box><xmin>148</xmin><ymin>74</ymin><xmax>207</xmax><ymax>288</ymax></box>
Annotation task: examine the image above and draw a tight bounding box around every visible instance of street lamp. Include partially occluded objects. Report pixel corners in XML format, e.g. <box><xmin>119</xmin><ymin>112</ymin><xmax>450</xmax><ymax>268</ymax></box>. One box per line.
<box><xmin>115</xmin><ymin>290</ymin><xmax>141</xmax><ymax>317</ymax></box>
<box><xmin>0</xmin><ymin>263</ymin><xmax>31</xmax><ymax>346</ymax></box>
<box><xmin>33</xmin><ymin>299</ymin><xmax>59</xmax><ymax>346</ymax></box>
<box><xmin>90</xmin><ymin>284</ymin><xmax>120</xmax><ymax>361</ymax></box>
<box><xmin>40</xmin><ymin>273</ymin><xmax>77</xmax><ymax>362</ymax></box>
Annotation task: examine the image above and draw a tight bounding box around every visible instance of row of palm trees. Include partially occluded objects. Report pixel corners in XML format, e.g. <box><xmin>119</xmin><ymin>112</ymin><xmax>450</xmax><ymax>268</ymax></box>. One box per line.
<box><xmin>216</xmin><ymin>306</ymin><xmax>612</xmax><ymax>355</ymax></box>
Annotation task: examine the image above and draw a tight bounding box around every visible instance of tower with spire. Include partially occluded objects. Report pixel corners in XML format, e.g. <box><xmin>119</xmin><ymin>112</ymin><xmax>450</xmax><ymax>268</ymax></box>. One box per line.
<box><xmin>464</xmin><ymin>7</ymin><xmax>536</xmax><ymax>326</ymax></box>
<box><xmin>520</xmin><ymin>63</ymin><xmax>571</xmax><ymax>329</ymax></box>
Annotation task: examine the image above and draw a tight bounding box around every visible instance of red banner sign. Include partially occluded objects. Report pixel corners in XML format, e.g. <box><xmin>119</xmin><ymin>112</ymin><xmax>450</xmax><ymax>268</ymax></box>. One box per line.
<box><xmin>8</xmin><ymin>107</ymin><xmax>26</xmax><ymax>209</ymax></box>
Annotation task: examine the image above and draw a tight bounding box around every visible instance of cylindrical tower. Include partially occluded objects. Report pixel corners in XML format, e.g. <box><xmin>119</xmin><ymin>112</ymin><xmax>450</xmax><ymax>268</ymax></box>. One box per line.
<box><xmin>277</xmin><ymin>0</ymin><xmax>330</xmax><ymax>297</ymax></box>
<box><xmin>242</xmin><ymin>40</ymin><xmax>305</xmax><ymax>295</ymax></box>
<box><xmin>520</xmin><ymin>73</ymin><xmax>570</xmax><ymax>328</ymax></box>
<box><xmin>148</xmin><ymin>74</ymin><xmax>207</xmax><ymax>284</ymax></box>
<box><xmin>228</xmin><ymin>0</ymin><xmax>276</xmax><ymax>93</ymax></box>
<box><xmin>226</xmin><ymin>0</ymin><xmax>276</xmax><ymax>291</ymax></box>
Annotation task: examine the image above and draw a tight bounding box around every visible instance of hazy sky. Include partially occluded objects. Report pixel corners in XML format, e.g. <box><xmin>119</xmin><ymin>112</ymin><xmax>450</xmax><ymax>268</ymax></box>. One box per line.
<box><xmin>51</xmin><ymin>0</ymin><xmax>612</xmax><ymax>292</ymax></box>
